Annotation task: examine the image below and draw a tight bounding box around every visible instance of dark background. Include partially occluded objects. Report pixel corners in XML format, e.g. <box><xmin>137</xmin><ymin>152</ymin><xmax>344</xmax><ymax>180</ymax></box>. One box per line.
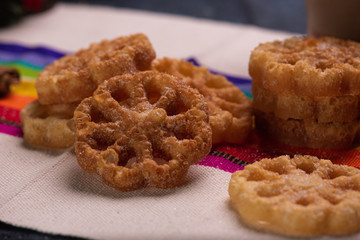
<box><xmin>0</xmin><ymin>0</ymin><xmax>307</xmax><ymax>33</ymax></box>
<box><xmin>59</xmin><ymin>0</ymin><xmax>307</xmax><ymax>33</ymax></box>
<box><xmin>1</xmin><ymin>0</ymin><xmax>306</xmax><ymax>239</ymax></box>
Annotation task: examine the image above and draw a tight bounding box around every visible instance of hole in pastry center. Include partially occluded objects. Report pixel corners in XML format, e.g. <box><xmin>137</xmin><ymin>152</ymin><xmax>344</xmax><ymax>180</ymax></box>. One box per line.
<box><xmin>152</xmin><ymin>147</ymin><xmax>172</xmax><ymax>165</ymax></box>
<box><xmin>90</xmin><ymin>131</ymin><xmax>116</xmax><ymax>151</ymax></box>
<box><xmin>295</xmin><ymin>197</ymin><xmax>312</xmax><ymax>206</ymax></box>
<box><xmin>117</xmin><ymin>148</ymin><xmax>137</xmax><ymax>168</ymax></box>
<box><xmin>166</xmin><ymin>98</ymin><xmax>189</xmax><ymax>116</ymax></box>
<box><xmin>144</xmin><ymin>79</ymin><xmax>163</xmax><ymax>105</ymax></box>
<box><xmin>111</xmin><ymin>88</ymin><xmax>130</xmax><ymax>104</ymax></box>
<box><xmin>146</xmin><ymin>89</ymin><xmax>162</xmax><ymax>104</ymax></box>
<box><xmin>90</xmin><ymin>106</ymin><xmax>110</xmax><ymax>123</ymax></box>
<box><xmin>296</xmin><ymin>162</ymin><xmax>316</xmax><ymax>174</ymax></box>
<box><xmin>173</xmin><ymin>130</ymin><xmax>194</xmax><ymax>140</ymax></box>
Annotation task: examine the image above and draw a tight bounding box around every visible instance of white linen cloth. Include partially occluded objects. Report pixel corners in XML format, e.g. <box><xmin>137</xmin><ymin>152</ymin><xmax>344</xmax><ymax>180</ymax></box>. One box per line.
<box><xmin>1</xmin><ymin>3</ymin><xmax>358</xmax><ymax>240</ymax></box>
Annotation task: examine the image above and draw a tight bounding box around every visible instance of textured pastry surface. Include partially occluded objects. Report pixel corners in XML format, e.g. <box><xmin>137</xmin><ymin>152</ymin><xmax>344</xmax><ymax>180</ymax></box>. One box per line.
<box><xmin>229</xmin><ymin>155</ymin><xmax>360</xmax><ymax>237</ymax></box>
<box><xmin>249</xmin><ymin>36</ymin><xmax>360</xmax><ymax>97</ymax></box>
<box><xmin>74</xmin><ymin>71</ymin><xmax>212</xmax><ymax>191</ymax></box>
<box><xmin>152</xmin><ymin>57</ymin><xmax>252</xmax><ymax>144</ymax></box>
<box><xmin>20</xmin><ymin>100</ymin><xmax>77</xmax><ymax>149</ymax></box>
<box><xmin>250</xmin><ymin>36</ymin><xmax>360</xmax><ymax>149</ymax></box>
<box><xmin>36</xmin><ymin>33</ymin><xmax>156</xmax><ymax>104</ymax></box>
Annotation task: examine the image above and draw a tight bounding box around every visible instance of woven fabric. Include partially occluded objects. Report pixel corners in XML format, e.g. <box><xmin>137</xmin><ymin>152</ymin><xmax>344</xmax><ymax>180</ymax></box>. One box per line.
<box><xmin>0</xmin><ymin>42</ymin><xmax>359</xmax><ymax>170</ymax></box>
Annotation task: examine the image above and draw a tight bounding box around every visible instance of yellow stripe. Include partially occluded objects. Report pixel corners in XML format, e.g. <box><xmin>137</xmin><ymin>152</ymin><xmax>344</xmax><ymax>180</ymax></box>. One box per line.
<box><xmin>10</xmin><ymin>78</ymin><xmax>37</xmax><ymax>98</ymax></box>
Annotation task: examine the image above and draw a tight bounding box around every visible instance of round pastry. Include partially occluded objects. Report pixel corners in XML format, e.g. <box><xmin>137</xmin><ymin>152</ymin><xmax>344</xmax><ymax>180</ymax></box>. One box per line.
<box><xmin>254</xmin><ymin>110</ymin><xmax>360</xmax><ymax>149</ymax></box>
<box><xmin>152</xmin><ymin>57</ymin><xmax>252</xmax><ymax>144</ymax></box>
<box><xmin>20</xmin><ymin>100</ymin><xmax>77</xmax><ymax>149</ymax></box>
<box><xmin>252</xmin><ymin>83</ymin><xmax>360</xmax><ymax>123</ymax></box>
<box><xmin>74</xmin><ymin>71</ymin><xmax>212</xmax><ymax>191</ymax></box>
<box><xmin>229</xmin><ymin>155</ymin><xmax>360</xmax><ymax>237</ymax></box>
<box><xmin>250</xmin><ymin>36</ymin><xmax>360</xmax><ymax>149</ymax></box>
<box><xmin>249</xmin><ymin>36</ymin><xmax>360</xmax><ymax>97</ymax></box>
<box><xmin>36</xmin><ymin>33</ymin><xmax>156</xmax><ymax>104</ymax></box>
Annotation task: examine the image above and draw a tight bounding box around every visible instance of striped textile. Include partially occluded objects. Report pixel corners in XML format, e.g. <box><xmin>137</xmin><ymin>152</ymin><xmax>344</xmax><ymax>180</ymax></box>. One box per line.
<box><xmin>0</xmin><ymin>42</ymin><xmax>359</xmax><ymax>172</ymax></box>
<box><xmin>0</xmin><ymin>42</ymin><xmax>65</xmax><ymax>137</ymax></box>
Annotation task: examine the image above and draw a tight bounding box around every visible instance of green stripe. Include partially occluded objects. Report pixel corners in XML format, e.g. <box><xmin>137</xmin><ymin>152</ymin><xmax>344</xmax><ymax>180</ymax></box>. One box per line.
<box><xmin>243</xmin><ymin>90</ymin><xmax>252</xmax><ymax>99</ymax></box>
<box><xmin>0</xmin><ymin>60</ymin><xmax>44</xmax><ymax>71</ymax></box>
<box><xmin>0</xmin><ymin>61</ymin><xmax>41</xmax><ymax>79</ymax></box>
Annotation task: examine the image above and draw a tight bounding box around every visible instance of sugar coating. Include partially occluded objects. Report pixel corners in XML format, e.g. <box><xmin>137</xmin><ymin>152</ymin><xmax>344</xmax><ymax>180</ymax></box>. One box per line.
<box><xmin>249</xmin><ymin>36</ymin><xmax>360</xmax><ymax>97</ymax></box>
<box><xmin>152</xmin><ymin>57</ymin><xmax>252</xmax><ymax>144</ymax></box>
<box><xmin>229</xmin><ymin>155</ymin><xmax>360</xmax><ymax>237</ymax></box>
<box><xmin>36</xmin><ymin>33</ymin><xmax>156</xmax><ymax>104</ymax></box>
<box><xmin>74</xmin><ymin>71</ymin><xmax>212</xmax><ymax>191</ymax></box>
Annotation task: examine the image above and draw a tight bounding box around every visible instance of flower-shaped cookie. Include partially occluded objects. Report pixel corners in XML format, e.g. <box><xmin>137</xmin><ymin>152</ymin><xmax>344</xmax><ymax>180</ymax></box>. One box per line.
<box><xmin>74</xmin><ymin>71</ymin><xmax>212</xmax><ymax>191</ymax></box>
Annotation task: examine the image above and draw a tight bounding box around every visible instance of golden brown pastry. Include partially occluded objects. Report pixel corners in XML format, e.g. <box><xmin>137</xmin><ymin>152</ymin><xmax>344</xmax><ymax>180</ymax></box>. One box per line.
<box><xmin>74</xmin><ymin>71</ymin><xmax>212</xmax><ymax>191</ymax></box>
<box><xmin>20</xmin><ymin>100</ymin><xmax>78</xmax><ymax>149</ymax></box>
<box><xmin>229</xmin><ymin>155</ymin><xmax>360</xmax><ymax>237</ymax></box>
<box><xmin>250</xmin><ymin>36</ymin><xmax>360</xmax><ymax>149</ymax></box>
<box><xmin>152</xmin><ymin>57</ymin><xmax>252</xmax><ymax>144</ymax></box>
<box><xmin>36</xmin><ymin>33</ymin><xmax>156</xmax><ymax>105</ymax></box>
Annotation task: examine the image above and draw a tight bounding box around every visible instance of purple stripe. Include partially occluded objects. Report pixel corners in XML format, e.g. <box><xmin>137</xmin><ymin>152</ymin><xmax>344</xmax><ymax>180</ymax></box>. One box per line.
<box><xmin>0</xmin><ymin>123</ymin><xmax>23</xmax><ymax>137</ymax></box>
<box><xmin>0</xmin><ymin>50</ymin><xmax>58</xmax><ymax>67</ymax></box>
<box><xmin>196</xmin><ymin>155</ymin><xmax>244</xmax><ymax>173</ymax></box>
<box><xmin>0</xmin><ymin>42</ymin><xmax>65</xmax><ymax>59</ymax></box>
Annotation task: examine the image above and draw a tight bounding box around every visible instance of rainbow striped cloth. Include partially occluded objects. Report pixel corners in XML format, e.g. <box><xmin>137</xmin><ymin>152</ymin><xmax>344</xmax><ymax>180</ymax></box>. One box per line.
<box><xmin>0</xmin><ymin>42</ymin><xmax>64</xmax><ymax>137</ymax></box>
<box><xmin>1</xmin><ymin>42</ymin><xmax>359</xmax><ymax>173</ymax></box>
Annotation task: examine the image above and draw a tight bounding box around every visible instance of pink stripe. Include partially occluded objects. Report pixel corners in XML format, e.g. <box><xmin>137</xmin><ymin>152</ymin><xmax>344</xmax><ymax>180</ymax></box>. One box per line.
<box><xmin>0</xmin><ymin>122</ymin><xmax>23</xmax><ymax>137</ymax></box>
<box><xmin>196</xmin><ymin>155</ymin><xmax>244</xmax><ymax>173</ymax></box>
<box><xmin>0</xmin><ymin>105</ymin><xmax>21</xmax><ymax>123</ymax></box>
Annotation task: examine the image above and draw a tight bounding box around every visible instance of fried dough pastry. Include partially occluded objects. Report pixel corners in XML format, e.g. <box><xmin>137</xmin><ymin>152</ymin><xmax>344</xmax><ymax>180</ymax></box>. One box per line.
<box><xmin>152</xmin><ymin>57</ymin><xmax>252</xmax><ymax>144</ymax></box>
<box><xmin>229</xmin><ymin>155</ymin><xmax>360</xmax><ymax>237</ymax></box>
<box><xmin>20</xmin><ymin>100</ymin><xmax>77</xmax><ymax>149</ymax></box>
<box><xmin>252</xmin><ymin>83</ymin><xmax>360</xmax><ymax>123</ymax></box>
<box><xmin>74</xmin><ymin>71</ymin><xmax>212</xmax><ymax>191</ymax></box>
<box><xmin>251</xmin><ymin>36</ymin><xmax>360</xmax><ymax>149</ymax></box>
<box><xmin>254</xmin><ymin>110</ymin><xmax>360</xmax><ymax>149</ymax></box>
<box><xmin>249</xmin><ymin>36</ymin><xmax>360</xmax><ymax>97</ymax></box>
<box><xmin>36</xmin><ymin>33</ymin><xmax>156</xmax><ymax>105</ymax></box>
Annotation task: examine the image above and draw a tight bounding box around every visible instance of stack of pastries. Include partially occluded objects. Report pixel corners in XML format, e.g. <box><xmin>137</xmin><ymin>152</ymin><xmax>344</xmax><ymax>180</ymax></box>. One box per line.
<box><xmin>21</xmin><ymin>33</ymin><xmax>156</xmax><ymax>149</ymax></box>
<box><xmin>250</xmin><ymin>36</ymin><xmax>360</xmax><ymax>149</ymax></box>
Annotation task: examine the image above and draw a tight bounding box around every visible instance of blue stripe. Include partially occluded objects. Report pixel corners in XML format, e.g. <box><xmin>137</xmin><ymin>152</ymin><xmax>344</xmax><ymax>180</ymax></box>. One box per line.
<box><xmin>0</xmin><ymin>42</ymin><xmax>66</xmax><ymax>59</ymax></box>
<box><xmin>0</xmin><ymin>50</ymin><xmax>55</xmax><ymax>69</ymax></box>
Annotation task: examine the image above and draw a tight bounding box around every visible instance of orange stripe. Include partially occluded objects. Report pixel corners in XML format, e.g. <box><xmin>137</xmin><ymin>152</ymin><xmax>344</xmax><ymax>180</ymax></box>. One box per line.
<box><xmin>0</xmin><ymin>94</ymin><xmax>36</xmax><ymax>110</ymax></box>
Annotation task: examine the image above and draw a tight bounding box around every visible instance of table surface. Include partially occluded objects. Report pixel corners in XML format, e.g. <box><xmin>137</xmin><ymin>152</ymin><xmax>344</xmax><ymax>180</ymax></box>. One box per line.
<box><xmin>2</xmin><ymin>3</ymin><xmax>358</xmax><ymax>240</ymax></box>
